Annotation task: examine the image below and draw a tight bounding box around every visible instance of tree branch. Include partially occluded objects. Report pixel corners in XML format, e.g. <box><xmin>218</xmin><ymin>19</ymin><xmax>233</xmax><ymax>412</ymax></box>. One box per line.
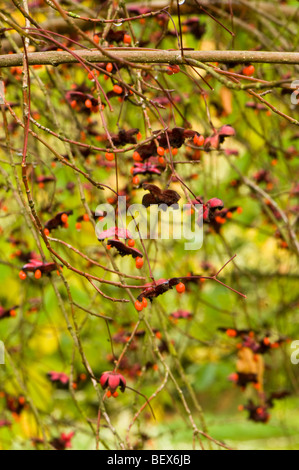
<box><xmin>1</xmin><ymin>48</ymin><xmax>299</xmax><ymax>68</ymax></box>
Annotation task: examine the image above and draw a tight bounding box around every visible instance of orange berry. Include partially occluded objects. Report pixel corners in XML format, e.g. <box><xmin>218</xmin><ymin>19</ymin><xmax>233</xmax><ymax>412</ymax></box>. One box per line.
<box><xmin>93</xmin><ymin>35</ymin><xmax>100</xmax><ymax>44</ymax></box>
<box><xmin>133</xmin><ymin>151</ymin><xmax>142</xmax><ymax>162</ymax></box>
<box><xmin>128</xmin><ymin>239</ymin><xmax>135</xmax><ymax>248</ymax></box>
<box><xmin>107</xmin><ymin>244</ymin><xmax>112</xmax><ymax>250</ymax></box>
<box><xmin>243</xmin><ymin>65</ymin><xmax>255</xmax><ymax>76</ymax></box>
<box><xmin>106</xmin><ymin>390</ymin><xmax>112</xmax><ymax>398</ymax></box>
<box><xmin>135</xmin><ymin>300</ymin><xmax>144</xmax><ymax>312</ymax></box>
<box><xmin>135</xmin><ymin>257</ymin><xmax>144</xmax><ymax>269</ymax></box>
<box><xmin>171</xmin><ymin>148</ymin><xmax>178</xmax><ymax>156</ymax></box>
<box><xmin>215</xmin><ymin>216</ymin><xmax>226</xmax><ymax>224</ymax></box>
<box><xmin>157</xmin><ymin>146</ymin><xmax>165</xmax><ymax>156</ymax></box>
<box><xmin>123</xmin><ymin>34</ymin><xmax>132</xmax><ymax>45</ymax></box>
<box><xmin>44</xmin><ymin>228</ymin><xmax>50</xmax><ymax>237</ymax></box>
<box><xmin>226</xmin><ymin>328</ymin><xmax>237</xmax><ymax>337</ymax></box>
<box><xmin>237</xmin><ymin>207</ymin><xmax>243</xmax><ymax>214</ymax></box>
<box><xmin>263</xmin><ymin>337</ymin><xmax>271</xmax><ymax>346</ymax></box>
<box><xmin>113</xmin><ymin>85</ymin><xmax>123</xmax><ymax>94</ymax></box>
<box><xmin>142</xmin><ymin>297</ymin><xmax>148</xmax><ymax>308</ymax></box>
<box><xmin>106</xmin><ymin>62</ymin><xmax>113</xmax><ymax>73</ymax></box>
<box><xmin>176</xmin><ymin>282</ymin><xmax>185</xmax><ymax>294</ymax></box>
<box><xmin>19</xmin><ymin>271</ymin><xmax>27</xmax><ymax>280</ymax></box>
<box><xmin>70</xmin><ymin>100</ymin><xmax>77</xmax><ymax>109</ymax></box>
<box><xmin>198</xmin><ymin>135</ymin><xmax>205</xmax><ymax>146</ymax></box>
<box><xmin>226</xmin><ymin>211</ymin><xmax>233</xmax><ymax>219</ymax></box>
<box><xmin>34</xmin><ymin>269</ymin><xmax>42</xmax><ymax>280</ymax></box>
<box><xmin>158</xmin><ymin>157</ymin><xmax>165</xmax><ymax>165</ymax></box>
<box><xmin>83</xmin><ymin>214</ymin><xmax>89</xmax><ymax>222</ymax></box>
<box><xmin>61</xmin><ymin>213</ymin><xmax>68</xmax><ymax>224</ymax></box>
<box><xmin>130</xmin><ymin>167</ymin><xmax>135</xmax><ymax>175</ymax></box>
<box><xmin>105</xmin><ymin>152</ymin><xmax>115</xmax><ymax>161</ymax></box>
<box><xmin>9</xmin><ymin>309</ymin><xmax>17</xmax><ymax>317</ymax></box>
<box><xmin>112</xmin><ymin>391</ymin><xmax>119</xmax><ymax>398</ymax></box>
<box><xmin>85</xmin><ymin>99</ymin><xmax>93</xmax><ymax>109</ymax></box>
<box><xmin>194</xmin><ymin>135</ymin><xmax>205</xmax><ymax>146</ymax></box>
<box><xmin>132</xmin><ymin>176</ymin><xmax>140</xmax><ymax>185</ymax></box>
<box><xmin>155</xmin><ymin>331</ymin><xmax>162</xmax><ymax>340</ymax></box>
<box><xmin>136</xmin><ymin>132</ymin><xmax>142</xmax><ymax>140</ymax></box>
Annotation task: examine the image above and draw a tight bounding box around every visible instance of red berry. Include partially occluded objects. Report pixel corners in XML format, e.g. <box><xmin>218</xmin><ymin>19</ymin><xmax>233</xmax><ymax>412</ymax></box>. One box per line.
<box><xmin>128</xmin><ymin>239</ymin><xmax>135</xmax><ymax>248</ymax></box>
<box><xmin>135</xmin><ymin>300</ymin><xmax>144</xmax><ymax>312</ymax></box>
<box><xmin>44</xmin><ymin>228</ymin><xmax>50</xmax><ymax>237</ymax></box>
<box><xmin>157</xmin><ymin>146</ymin><xmax>165</xmax><ymax>156</ymax></box>
<box><xmin>34</xmin><ymin>269</ymin><xmax>42</xmax><ymax>280</ymax></box>
<box><xmin>106</xmin><ymin>63</ymin><xmax>113</xmax><ymax>73</ymax></box>
<box><xmin>193</xmin><ymin>134</ymin><xmax>205</xmax><ymax>146</ymax></box>
<box><xmin>133</xmin><ymin>151</ymin><xmax>142</xmax><ymax>162</ymax></box>
<box><xmin>176</xmin><ymin>282</ymin><xmax>185</xmax><ymax>294</ymax></box>
<box><xmin>75</xmin><ymin>222</ymin><xmax>82</xmax><ymax>231</ymax></box>
<box><xmin>135</xmin><ymin>257</ymin><xmax>144</xmax><ymax>269</ymax></box>
<box><xmin>243</xmin><ymin>65</ymin><xmax>255</xmax><ymax>76</ymax></box>
<box><xmin>61</xmin><ymin>213</ymin><xmax>68</xmax><ymax>224</ymax></box>
<box><xmin>85</xmin><ymin>99</ymin><xmax>93</xmax><ymax>109</ymax></box>
<box><xmin>226</xmin><ymin>329</ymin><xmax>237</xmax><ymax>337</ymax></box>
<box><xmin>113</xmin><ymin>85</ymin><xmax>123</xmax><ymax>95</ymax></box>
<box><xmin>132</xmin><ymin>176</ymin><xmax>140</xmax><ymax>185</ymax></box>
<box><xmin>19</xmin><ymin>271</ymin><xmax>27</xmax><ymax>281</ymax></box>
<box><xmin>123</xmin><ymin>34</ymin><xmax>132</xmax><ymax>45</ymax></box>
<box><xmin>105</xmin><ymin>152</ymin><xmax>115</xmax><ymax>161</ymax></box>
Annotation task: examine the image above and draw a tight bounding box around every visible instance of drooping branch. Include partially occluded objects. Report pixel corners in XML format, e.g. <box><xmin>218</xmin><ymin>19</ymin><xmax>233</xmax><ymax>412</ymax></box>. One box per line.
<box><xmin>1</xmin><ymin>48</ymin><xmax>299</xmax><ymax>68</ymax></box>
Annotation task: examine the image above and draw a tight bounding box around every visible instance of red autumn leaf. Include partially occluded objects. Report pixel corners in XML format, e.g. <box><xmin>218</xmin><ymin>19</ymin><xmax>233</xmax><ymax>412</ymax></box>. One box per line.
<box><xmin>44</xmin><ymin>211</ymin><xmax>73</xmax><ymax>232</ymax></box>
<box><xmin>142</xmin><ymin>183</ymin><xmax>181</xmax><ymax>208</ymax></box>
<box><xmin>204</xmin><ymin>125</ymin><xmax>236</xmax><ymax>150</ymax></box>
<box><xmin>97</xmin><ymin>227</ymin><xmax>132</xmax><ymax>241</ymax></box>
<box><xmin>107</xmin><ymin>239</ymin><xmax>143</xmax><ymax>259</ymax></box>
